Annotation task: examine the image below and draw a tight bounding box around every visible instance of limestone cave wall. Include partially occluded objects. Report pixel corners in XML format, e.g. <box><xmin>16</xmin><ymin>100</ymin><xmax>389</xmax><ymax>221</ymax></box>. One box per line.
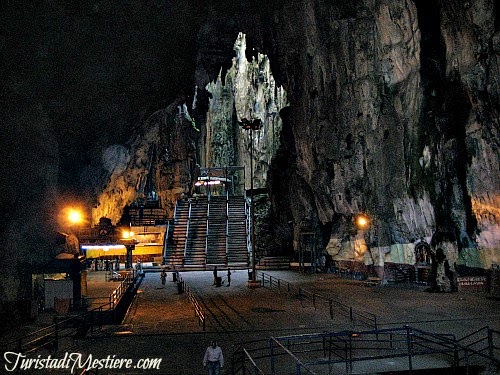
<box><xmin>203</xmin><ymin>32</ymin><xmax>287</xmax><ymax>190</ymax></box>
<box><xmin>260</xmin><ymin>0</ymin><xmax>499</xmax><ymax>271</ymax></box>
<box><xmin>1</xmin><ymin>0</ymin><xmax>498</xmax><ymax>309</ymax></box>
<box><xmin>93</xmin><ymin>0</ymin><xmax>499</xmax><ymax>272</ymax></box>
<box><xmin>92</xmin><ymin>100</ymin><xmax>200</xmax><ymax>224</ymax></box>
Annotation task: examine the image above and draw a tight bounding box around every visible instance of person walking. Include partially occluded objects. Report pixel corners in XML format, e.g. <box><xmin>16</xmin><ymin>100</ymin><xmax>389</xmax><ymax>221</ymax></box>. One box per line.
<box><xmin>226</xmin><ymin>267</ymin><xmax>231</xmax><ymax>287</ymax></box>
<box><xmin>213</xmin><ymin>266</ymin><xmax>218</xmax><ymax>286</ymax></box>
<box><xmin>203</xmin><ymin>340</ymin><xmax>224</xmax><ymax>375</ymax></box>
<box><xmin>160</xmin><ymin>269</ymin><xmax>166</xmax><ymax>288</ymax></box>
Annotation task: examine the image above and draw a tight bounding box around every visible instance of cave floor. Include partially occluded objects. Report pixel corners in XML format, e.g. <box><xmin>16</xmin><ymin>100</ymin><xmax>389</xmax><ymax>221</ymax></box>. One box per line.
<box><xmin>72</xmin><ymin>269</ymin><xmax>498</xmax><ymax>374</ymax></box>
<box><xmin>5</xmin><ymin>269</ymin><xmax>498</xmax><ymax>374</ymax></box>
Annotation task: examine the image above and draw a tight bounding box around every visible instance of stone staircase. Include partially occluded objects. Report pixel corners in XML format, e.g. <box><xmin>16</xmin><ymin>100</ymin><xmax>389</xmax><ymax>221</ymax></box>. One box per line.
<box><xmin>184</xmin><ymin>197</ymin><xmax>208</xmax><ymax>268</ymax></box>
<box><xmin>163</xmin><ymin>199</ymin><xmax>189</xmax><ymax>267</ymax></box>
<box><xmin>163</xmin><ymin>195</ymin><xmax>249</xmax><ymax>269</ymax></box>
<box><xmin>206</xmin><ymin>196</ymin><xmax>228</xmax><ymax>265</ymax></box>
<box><xmin>227</xmin><ymin>196</ymin><xmax>249</xmax><ymax>267</ymax></box>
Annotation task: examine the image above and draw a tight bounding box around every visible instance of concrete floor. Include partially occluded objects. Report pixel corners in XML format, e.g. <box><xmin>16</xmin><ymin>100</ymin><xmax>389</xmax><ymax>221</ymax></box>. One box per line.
<box><xmin>2</xmin><ymin>268</ymin><xmax>498</xmax><ymax>374</ymax></box>
<box><xmin>77</xmin><ymin>269</ymin><xmax>498</xmax><ymax>374</ymax></box>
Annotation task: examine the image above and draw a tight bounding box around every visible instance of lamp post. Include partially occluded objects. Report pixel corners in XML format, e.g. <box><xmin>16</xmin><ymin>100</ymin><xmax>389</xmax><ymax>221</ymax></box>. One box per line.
<box><xmin>120</xmin><ymin>229</ymin><xmax>138</xmax><ymax>269</ymax></box>
<box><xmin>238</xmin><ymin>118</ymin><xmax>262</xmax><ymax>287</ymax></box>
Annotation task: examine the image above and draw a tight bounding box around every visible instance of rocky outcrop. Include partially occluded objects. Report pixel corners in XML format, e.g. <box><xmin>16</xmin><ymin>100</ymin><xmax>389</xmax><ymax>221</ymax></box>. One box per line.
<box><xmin>92</xmin><ymin>102</ymin><xmax>200</xmax><ymax>225</ymax></box>
<box><xmin>2</xmin><ymin>0</ymin><xmax>498</xmax><ymax>314</ymax></box>
<box><xmin>203</xmin><ymin>32</ymin><xmax>288</xmax><ymax>190</ymax></box>
<box><xmin>259</xmin><ymin>0</ymin><xmax>499</xmax><ymax>273</ymax></box>
<box><xmin>82</xmin><ymin>0</ymin><xmax>500</xmax><ymax>273</ymax></box>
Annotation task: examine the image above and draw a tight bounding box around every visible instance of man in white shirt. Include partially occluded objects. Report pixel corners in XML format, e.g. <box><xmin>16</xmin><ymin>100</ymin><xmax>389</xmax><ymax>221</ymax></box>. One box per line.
<box><xmin>203</xmin><ymin>340</ymin><xmax>224</xmax><ymax>375</ymax></box>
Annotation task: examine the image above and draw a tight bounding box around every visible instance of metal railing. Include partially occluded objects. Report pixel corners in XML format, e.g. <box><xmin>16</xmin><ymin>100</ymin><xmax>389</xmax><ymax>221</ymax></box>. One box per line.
<box><xmin>3</xmin><ymin>273</ymin><xmax>137</xmax><ymax>355</ymax></box>
<box><xmin>232</xmin><ymin>338</ymin><xmax>268</xmax><ymax>375</ymax></box>
<box><xmin>257</xmin><ymin>271</ymin><xmax>378</xmax><ymax>330</ymax></box>
<box><xmin>184</xmin><ymin>201</ymin><xmax>192</xmax><ymax>259</ymax></box>
<box><xmin>232</xmin><ymin>326</ymin><xmax>500</xmax><ymax>375</ymax></box>
<box><xmin>456</xmin><ymin>326</ymin><xmax>500</xmax><ymax>362</ymax></box>
<box><xmin>226</xmin><ymin>190</ymin><xmax>229</xmax><ymax>257</ymax></box>
<box><xmin>109</xmin><ymin>273</ymin><xmax>136</xmax><ymax>311</ymax></box>
<box><xmin>162</xmin><ymin>218</ymin><xmax>172</xmax><ymax>262</ymax></box>
<box><xmin>177</xmin><ymin>273</ymin><xmax>206</xmax><ymax>331</ymax></box>
<box><xmin>2</xmin><ymin>301</ymin><xmax>112</xmax><ymax>355</ymax></box>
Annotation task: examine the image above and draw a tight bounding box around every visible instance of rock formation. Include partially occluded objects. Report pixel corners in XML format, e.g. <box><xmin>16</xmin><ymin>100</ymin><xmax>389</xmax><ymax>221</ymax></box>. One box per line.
<box><xmin>189</xmin><ymin>0</ymin><xmax>498</xmax><ymax>283</ymax></box>
<box><xmin>258</xmin><ymin>0</ymin><xmax>498</xmax><ymax>280</ymax></box>
<box><xmin>1</xmin><ymin>0</ymin><xmax>498</xmax><ymax>316</ymax></box>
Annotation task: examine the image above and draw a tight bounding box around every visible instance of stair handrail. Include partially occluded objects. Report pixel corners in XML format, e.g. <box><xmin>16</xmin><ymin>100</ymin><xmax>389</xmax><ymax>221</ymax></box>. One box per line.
<box><xmin>162</xmin><ymin>218</ymin><xmax>171</xmax><ymax>262</ymax></box>
<box><xmin>225</xmin><ymin>190</ymin><xmax>229</xmax><ymax>257</ymax></box>
<box><xmin>163</xmin><ymin>200</ymin><xmax>179</xmax><ymax>263</ymax></box>
<box><xmin>184</xmin><ymin>199</ymin><xmax>192</xmax><ymax>259</ymax></box>
<box><xmin>206</xmin><ymin>196</ymin><xmax>210</xmax><ymax>258</ymax></box>
<box><xmin>245</xmin><ymin>197</ymin><xmax>251</xmax><ymax>258</ymax></box>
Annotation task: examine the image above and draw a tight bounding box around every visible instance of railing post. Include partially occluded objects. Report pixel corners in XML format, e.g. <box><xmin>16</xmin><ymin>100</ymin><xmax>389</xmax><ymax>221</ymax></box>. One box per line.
<box><xmin>54</xmin><ymin>317</ymin><xmax>59</xmax><ymax>352</ymax></box>
<box><xmin>323</xmin><ymin>334</ymin><xmax>326</xmax><ymax>357</ymax></box>
<box><xmin>464</xmin><ymin>349</ymin><xmax>469</xmax><ymax>374</ymax></box>
<box><xmin>344</xmin><ymin>341</ymin><xmax>349</xmax><ymax>374</ymax></box>
<box><xmin>99</xmin><ymin>306</ymin><xmax>103</xmax><ymax>330</ymax></box>
<box><xmin>406</xmin><ymin>325</ymin><xmax>413</xmax><ymax>374</ymax></box>
<box><xmin>349</xmin><ymin>333</ymin><xmax>353</xmax><ymax>374</ymax></box>
<box><xmin>90</xmin><ymin>310</ymin><xmax>94</xmax><ymax>334</ymax></box>
<box><xmin>329</xmin><ymin>333</ymin><xmax>333</xmax><ymax>361</ymax></box>
<box><xmin>269</xmin><ymin>338</ymin><xmax>275</xmax><ymax>375</ymax></box>
<box><xmin>453</xmin><ymin>342</ymin><xmax>460</xmax><ymax>367</ymax></box>
<box><xmin>488</xmin><ymin>328</ymin><xmax>494</xmax><ymax>358</ymax></box>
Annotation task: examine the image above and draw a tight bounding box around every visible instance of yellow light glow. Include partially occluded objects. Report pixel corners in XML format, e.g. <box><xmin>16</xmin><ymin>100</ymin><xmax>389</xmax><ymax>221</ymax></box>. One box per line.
<box><xmin>122</xmin><ymin>231</ymin><xmax>134</xmax><ymax>239</ymax></box>
<box><xmin>68</xmin><ymin>209</ymin><xmax>83</xmax><ymax>225</ymax></box>
<box><xmin>356</xmin><ymin>214</ymin><xmax>369</xmax><ymax>229</ymax></box>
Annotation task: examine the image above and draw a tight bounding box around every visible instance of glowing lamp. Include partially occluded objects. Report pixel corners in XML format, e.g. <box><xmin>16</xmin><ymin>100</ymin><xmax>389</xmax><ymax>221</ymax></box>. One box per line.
<box><xmin>122</xmin><ymin>230</ymin><xmax>134</xmax><ymax>239</ymax></box>
<box><xmin>68</xmin><ymin>209</ymin><xmax>83</xmax><ymax>225</ymax></box>
<box><xmin>355</xmin><ymin>214</ymin><xmax>369</xmax><ymax>229</ymax></box>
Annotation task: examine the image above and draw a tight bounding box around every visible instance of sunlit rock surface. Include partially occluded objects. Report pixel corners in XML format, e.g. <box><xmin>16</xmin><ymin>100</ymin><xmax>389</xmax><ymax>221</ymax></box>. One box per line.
<box><xmin>203</xmin><ymin>32</ymin><xmax>287</xmax><ymax>189</ymax></box>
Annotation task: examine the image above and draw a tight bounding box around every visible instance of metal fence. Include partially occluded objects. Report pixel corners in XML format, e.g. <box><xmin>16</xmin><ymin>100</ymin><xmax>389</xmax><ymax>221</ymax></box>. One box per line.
<box><xmin>177</xmin><ymin>273</ymin><xmax>206</xmax><ymax>331</ymax></box>
<box><xmin>3</xmin><ymin>273</ymin><xmax>138</xmax><ymax>355</ymax></box>
<box><xmin>232</xmin><ymin>325</ymin><xmax>500</xmax><ymax>375</ymax></box>
<box><xmin>257</xmin><ymin>271</ymin><xmax>378</xmax><ymax>330</ymax></box>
